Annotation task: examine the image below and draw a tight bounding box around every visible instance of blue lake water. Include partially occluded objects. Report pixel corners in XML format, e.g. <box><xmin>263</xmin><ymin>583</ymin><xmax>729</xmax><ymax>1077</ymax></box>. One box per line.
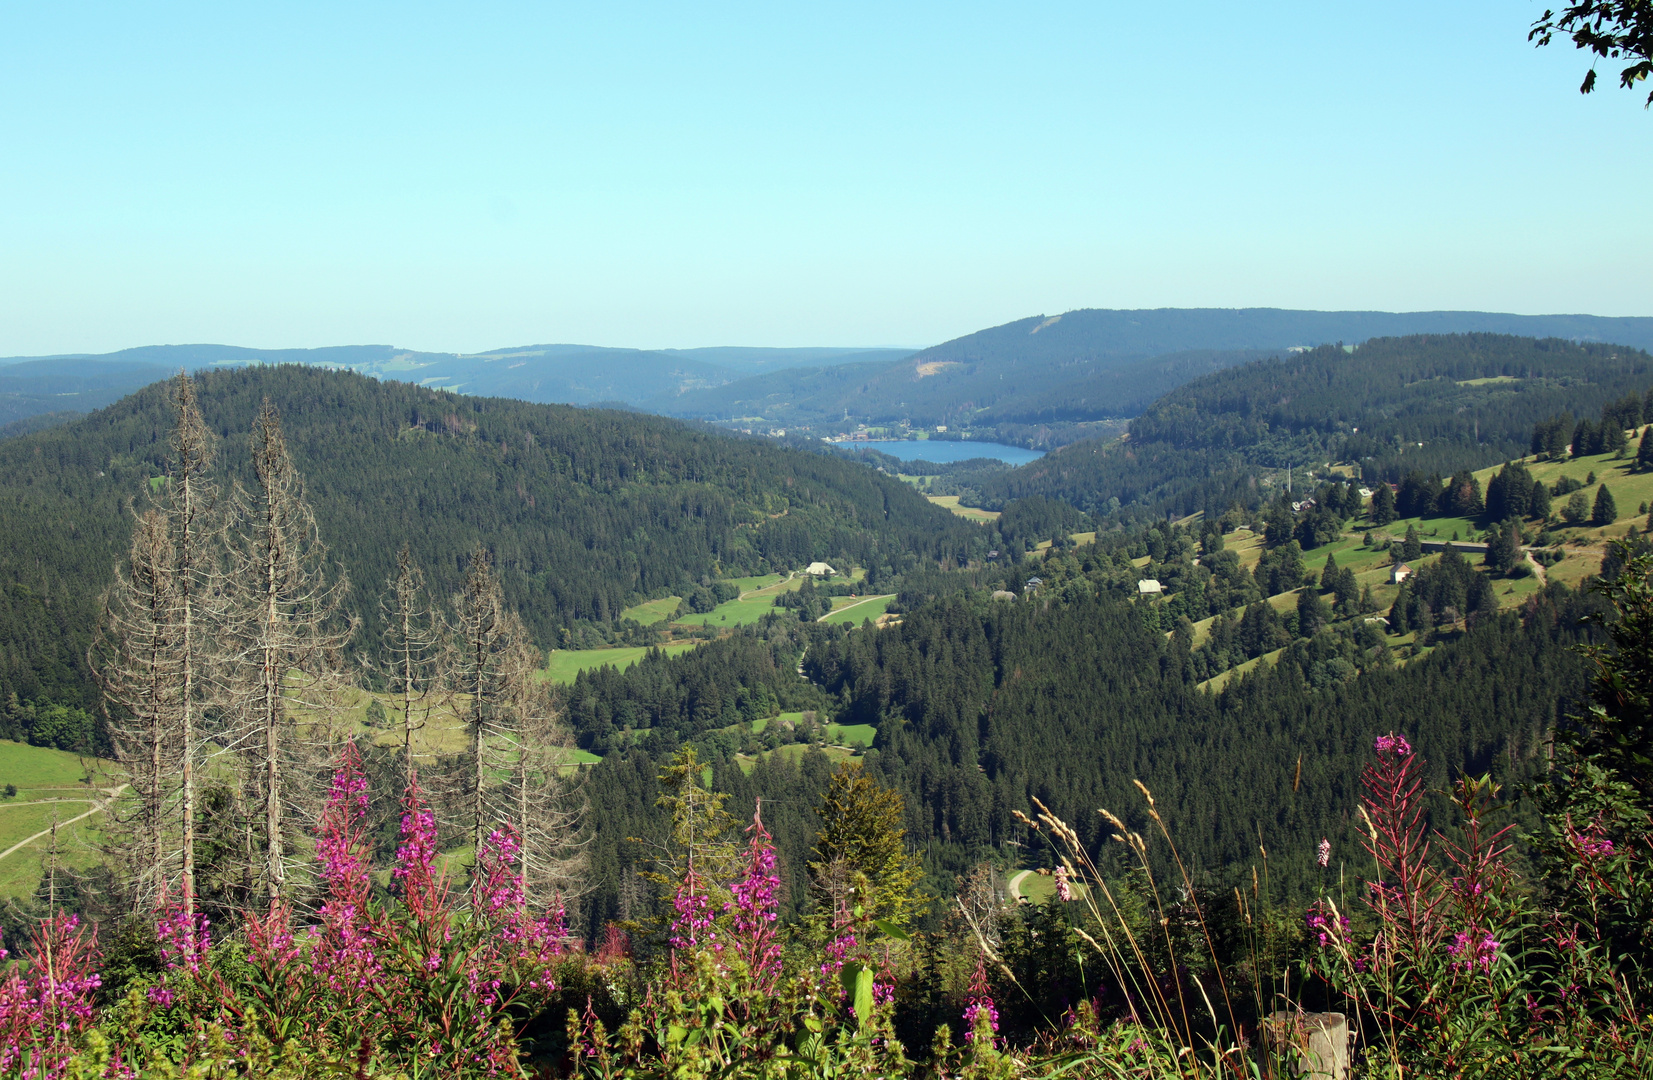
<box><xmin>847</xmin><ymin>440</ymin><xmax>1045</xmax><ymax>467</ymax></box>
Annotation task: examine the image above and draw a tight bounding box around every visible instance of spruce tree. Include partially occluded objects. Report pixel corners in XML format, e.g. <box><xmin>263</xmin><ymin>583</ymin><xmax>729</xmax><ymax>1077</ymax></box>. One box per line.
<box><xmin>377</xmin><ymin>544</ymin><xmax>450</xmax><ymax>786</ymax></box>
<box><xmin>225</xmin><ymin>399</ymin><xmax>352</xmax><ymax>906</ymax></box>
<box><xmin>1636</xmin><ymin>428</ymin><xmax>1653</xmax><ymax>473</ymax></box>
<box><xmin>810</xmin><ymin>763</ymin><xmax>924</xmax><ymax>932</ymax></box>
<box><xmin>1594</xmin><ymin>485</ymin><xmax>1619</xmax><ymax>527</ymax></box>
<box><xmin>1371</xmin><ymin>483</ymin><xmax>1397</xmax><ymax>526</ymax></box>
<box><xmin>1319</xmin><ymin>552</ymin><xmax>1340</xmax><ymax>592</ymax></box>
<box><xmin>1529</xmin><ymin>479</ymin><xmax>1552</xmax><ymax>521</ymax></box>
<box><xmin>1402</xmin><ymin>524</ymin><xmax>1423</xmax><ymax>562</ymax></box>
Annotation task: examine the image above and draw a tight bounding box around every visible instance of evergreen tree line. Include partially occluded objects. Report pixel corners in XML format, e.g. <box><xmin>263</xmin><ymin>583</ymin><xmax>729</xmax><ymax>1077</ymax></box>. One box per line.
<box><xmin>969</xmin><ymin>333</ymin><xmax>1653</xmax><ymax>522</ymax></box>
<box><xmin>0</xmin><ymin>364</ymin><xmax>984</xmax><ymax>718</ymax></box>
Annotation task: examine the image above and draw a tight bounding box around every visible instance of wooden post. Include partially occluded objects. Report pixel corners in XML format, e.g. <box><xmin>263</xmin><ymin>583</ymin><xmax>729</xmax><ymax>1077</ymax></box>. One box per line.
<box><xmin>1266</xmin><ymin>1010</ymin><xmax>1350</xmax><ymax>1079</ymax></box>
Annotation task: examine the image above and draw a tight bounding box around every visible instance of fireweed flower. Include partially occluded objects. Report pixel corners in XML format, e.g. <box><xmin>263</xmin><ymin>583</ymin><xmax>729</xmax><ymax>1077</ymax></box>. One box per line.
<box><xmin>963</xmin><ymin>955</ymin><xmax>1000</xmax><ymax>1043</ymax></box>
<box><xmin>728</xmin><ymin>807</ymin><xmax>782</xmax><ymax>987</ymax></box>
<box><xmin>1054</xmin><ymin>865</ymin><xmax>1074</xmax><ymax>901</ymax></box>
<box><xmin>1446</xmin><ymin>930</ymin><xmax>1499</xmax><ymax>971</ymax></box>
<box><xmin>1374</xmin><ymin>733</ymin><xmax>1412</xmax><ymax>757</ymax></box>
<box><xmin>1317</xmin><ymin>838</ymin><xmax>1331</xmax><ymax>868</ymax></box>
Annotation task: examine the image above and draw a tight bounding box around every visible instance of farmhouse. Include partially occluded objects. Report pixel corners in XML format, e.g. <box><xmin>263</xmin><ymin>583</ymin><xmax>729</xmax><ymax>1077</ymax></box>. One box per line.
<box><xmin>1390</xmin><ymin>562</ymin><xmax>1413</xmax><ymax>584</ymax></box>
<box><xmin>991</xmin><ymin>590</ymin><xmax>1017</xmax><ymax>602</ymax></box>
<box><xmin>1137</xmin><ymin>579</ymin><xmax>1163</xmax><ymax>595</ymax></box>
<box><xmin>804</xmin><ymin>561</ymin><xmax>837</xmax><ymax>577</ymax></box>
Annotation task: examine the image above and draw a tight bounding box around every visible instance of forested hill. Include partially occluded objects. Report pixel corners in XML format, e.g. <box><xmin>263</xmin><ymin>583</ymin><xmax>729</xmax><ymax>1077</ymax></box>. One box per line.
<box><xmin>662</xmin><ymin>309</ymin><xmax>1653</xmax><ymax>441</ymax></box>
<box><xmin>973</xmin><ymin>333</ymin><xmax>1653</xmax><ymax>519</ymax></box>
<box><xmin>0</xmin><ymin>365</ymin><xmax>980</xmax><ymax>711</ymax></box>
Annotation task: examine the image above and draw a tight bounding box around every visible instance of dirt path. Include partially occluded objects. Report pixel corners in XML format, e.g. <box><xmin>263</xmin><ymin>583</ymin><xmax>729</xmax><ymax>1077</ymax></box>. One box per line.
<box><xmin>0</xmin><ymin>785</ymin><xmax>128</xmax><ymax>865</ymax></box>
<box><xmin>741</xmin><ymin>572</ymin><xmax>797</xmax><ymax>601</ymax></box>
<box><xmin>817</xmin><ymin>594</ymin><xmax>894</xmax><ymax>622</ymax></box>
<box><xmin>1007</xmin><ymin>869</ymin><xmax>1032</xmax><ymax>899</ymax></box>
<box><xmin>1525</xmin><ymin>551</ymin><xmax>1548</xmax><ymax>586</ymax></box>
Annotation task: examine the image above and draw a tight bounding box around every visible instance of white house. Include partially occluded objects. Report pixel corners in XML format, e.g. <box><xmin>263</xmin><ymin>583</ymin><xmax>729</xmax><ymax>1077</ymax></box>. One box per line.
<box><xmin>1389</xmin><ymin>562</ymin><xmax>1413</xmax><ymax>585</ymax></box>
<box><xmin>1137</xmin><ymin>579</ymin><xmax>1163</xmax><ymax>596</ymax></box>
<box><xmin>804</xmin><ymin>561</ymin><xmax>837</xmax><ymax>577</ymax></box>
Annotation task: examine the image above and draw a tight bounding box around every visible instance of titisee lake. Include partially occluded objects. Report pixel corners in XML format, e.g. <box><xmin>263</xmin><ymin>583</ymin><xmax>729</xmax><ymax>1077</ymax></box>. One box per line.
<box><xmin>846</xmin><ymin>440</ymin><xmax>1045</xmax><ymax>467</ymax></box>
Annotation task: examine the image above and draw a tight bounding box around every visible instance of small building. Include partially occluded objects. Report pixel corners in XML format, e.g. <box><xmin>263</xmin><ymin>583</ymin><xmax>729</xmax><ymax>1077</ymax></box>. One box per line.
<box><xmin>1137</xmin><ymin>578</ymin><xmax>1163</xmax><ymax>596</ymax></box>
<box><xmin>991</xmin><ymin>590</ymin><xmax>1017</xmax><ymax>602</ymax></box>
<box><xmin>1024</xmin><ymin>577</ymin><xmax>1044</xmax><ymax>592</ymax></box>
<box><xmin>804</xmin><ymin>561</ymin><xmax>837</xmax><ymax>577</ymax></box>
<box><xmin>1357</xmin><ymin>487</ymin><xmax>1373</xmax><ymax>499</ymax></box>
<box><xmin>1389</xmin><ymin>562</ymin><xmax>1412</xmax><ymax>585</ymax></box>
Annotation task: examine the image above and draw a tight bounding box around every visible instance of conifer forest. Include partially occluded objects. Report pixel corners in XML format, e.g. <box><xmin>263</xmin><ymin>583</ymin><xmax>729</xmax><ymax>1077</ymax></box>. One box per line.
<box><xmin>2</xmin><ymin>5</ymin><xmax>1653</xmax><ymax>1075</ymax></box>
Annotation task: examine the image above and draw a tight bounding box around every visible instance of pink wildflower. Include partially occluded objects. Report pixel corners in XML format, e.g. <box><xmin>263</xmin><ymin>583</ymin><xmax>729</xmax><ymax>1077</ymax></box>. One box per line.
<box><xmin>1374</xmin><ymin>732</ymin><xmax>1412</xmax><ymax>757</ymax></box>
<box><xmin>728</xmin><ymin>806</ymin><xmax>783</xmax><ymax>987</ymax></box>
<box><xmin>1054</xmin><ymin>864</ymin><xmax>1073</xmax><ymax>902</ymax></box>
<box><xmin>1316</xmin><ymin>838</ymin><xmax>1331</xmax><ymax>868</ymax></box>
<box><xmin>963</xmin><ymin>954</ymin><xmax>999</xmax><ymax>1043</ymax></box>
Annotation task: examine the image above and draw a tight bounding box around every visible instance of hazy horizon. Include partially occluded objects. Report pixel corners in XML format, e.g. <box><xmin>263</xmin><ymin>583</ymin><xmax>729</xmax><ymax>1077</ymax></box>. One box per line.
<box><xmin>4</xmin><ymin>2</ymin><xmax>1649</xmax><ymax>356</ymax></box>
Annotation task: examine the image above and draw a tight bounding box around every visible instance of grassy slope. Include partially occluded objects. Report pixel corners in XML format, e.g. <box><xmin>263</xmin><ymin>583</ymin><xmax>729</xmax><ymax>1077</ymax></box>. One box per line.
<box><xmin>0</xmin><ymin>741</ymin><xmax>121</xmax><ymax>900</ymax></box>
<box><xmin>1187</xmin><ymin>441</ymin><xmax>1652</xmax><ymax>687</ymax></box>
<box><xmin>621</xmin><ymin>597</ymin><xmax>683</xmax><ymax>625</ymax></box>
<box><xmin>540</xmin><ymin>641</ymin><xmax>703</xmax><ymax>684</ymax></box>
<box><xmin>927</xmin><ymin>495</ymin><xmax>1001</xmax><ymax>523</ymax></box>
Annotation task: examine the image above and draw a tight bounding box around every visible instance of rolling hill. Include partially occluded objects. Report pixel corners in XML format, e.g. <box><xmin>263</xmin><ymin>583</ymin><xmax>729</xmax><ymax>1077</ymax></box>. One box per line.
<box><xmin>0</xmin><ymin>343</ymin><xmax>914</xmax><ymax>427</ymax></box>
<box><xmin>0</xmin><ymin>365</ymin><xmax>982</xmax><ymax>715</ymax></box>
<box><xmin>970</xmin><ymin>333</ymin><xmax>1653</xmax><ymax>520</ymax></box>
<box><xmin>659</xmin><ymin>308</ymin><xmax>1653</xmax><ymax>443</ymax></box>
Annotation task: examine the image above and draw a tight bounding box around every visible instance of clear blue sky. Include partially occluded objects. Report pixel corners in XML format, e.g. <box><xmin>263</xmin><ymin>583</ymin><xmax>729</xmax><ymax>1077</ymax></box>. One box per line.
<box><xmin>2</xmin><ymin>2</ymin><xmax>1647</xmax><ymax>356</ymax></box>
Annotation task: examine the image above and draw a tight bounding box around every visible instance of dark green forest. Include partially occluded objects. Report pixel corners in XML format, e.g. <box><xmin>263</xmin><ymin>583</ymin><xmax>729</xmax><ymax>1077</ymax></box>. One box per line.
<box><xmin>564</xmin><ymin>574</ymin><xmax>1599</xmax><ymax>931</ymax></box>
<box><xmin>0</xmin><ymin>365</ymin><xmax>982</xmax><ymax>715</ymax></box>
<box><xmin>973</xmin><ymin>334</ymin><xmax>1653</xmax><ymax>519</ymax></box>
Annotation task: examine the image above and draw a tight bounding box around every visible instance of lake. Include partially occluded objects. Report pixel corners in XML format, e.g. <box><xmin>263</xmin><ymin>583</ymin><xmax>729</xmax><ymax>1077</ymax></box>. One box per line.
<box><xmin>847</xmin><ymin>440</ymin><xmax>1045</xmax><ymax>467</ymax></box>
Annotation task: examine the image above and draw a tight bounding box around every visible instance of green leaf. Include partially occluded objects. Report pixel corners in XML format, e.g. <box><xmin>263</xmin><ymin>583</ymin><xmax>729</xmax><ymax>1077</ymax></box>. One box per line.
<box><xmin>873</xmin><ymin>919</ymin><xmax>910</xmax><ymax>941</ymax></box>
<box><xmin>802</xmin><ymin>1015</ymin><xmax>823</xmax><ymax>1033</ymax></box>
<box><xmin>666</xmin><ymin>1023</ymin><xmax>688</xmax><ymax>1044</ymax></box>
<box><xmin>839</xmin><ymin>962</ymin><xmax>875</xmax><ymax>1027</ymax></box>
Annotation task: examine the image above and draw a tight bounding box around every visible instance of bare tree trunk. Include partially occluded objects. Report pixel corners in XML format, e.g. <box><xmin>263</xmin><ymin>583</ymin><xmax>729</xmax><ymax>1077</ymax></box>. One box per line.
<box><xmin>449</xmin><ymin>546</ymin><xmax>585</xmax><ymax>906</ymax></box>
<box><xmin>95</xmin><ymin>373</ymin><xmax>223</xmax><ymax>917</ymax></box>
<box><xmin>225</xmin><ymin>398</ymin><xmax>352</xmax><ymax>908</ymax></box>
<box><xmin>96</xmin><ymin>510</ymin><xmax>181</xmax><ymax>908</ymax></box>
<box><xmin>377</xmin><ymin>544</ymin><xmax>448</xmax><ymax>787</ymax></box>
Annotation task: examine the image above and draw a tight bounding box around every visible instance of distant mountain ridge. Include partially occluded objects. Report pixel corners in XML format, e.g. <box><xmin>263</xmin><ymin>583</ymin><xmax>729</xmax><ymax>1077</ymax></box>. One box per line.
<box><xmin>659</xmin><ymin>308</ymin><xmax>1653</xmax><ymax>440</ymax></box>
<box><xmin>0</xmin><ymin>342</ymin><xmax>914</xmax><ymax>432</ymax></box>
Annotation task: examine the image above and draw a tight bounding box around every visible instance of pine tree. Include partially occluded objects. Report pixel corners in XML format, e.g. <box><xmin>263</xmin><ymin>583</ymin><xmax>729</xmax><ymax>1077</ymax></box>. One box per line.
<box><xmin>1371</xmin><ymin>483</ymin><xmax>1397</xmax><ymax>526</ymax></box>
<box><xmin>1484</xmin><ymin>520</ymin><xmax>1520</xmax><ymax>575</ymax></box>
<box><xmin>1635</xmin><ymin>428</ymin><xmax>1653</xmax><ymax>474</ymax></box>
<box><xmin>809</xmin><ymin>763</ymin><xmax>923</xmax><ymax>932</ymax></box>
<box><xmin>225</xmin><ymin>399</ymin><xmax>352</xmax><ymax>906</ymax></box>
<box><xmin>1564</xmin><ymin>490</ymin><xmax>1591</xmax><ymax>526</ymax></box>
<box><xmin>1402</xmin><ymin>524</ymin><xmax>1423</xmax><ymax>562</ymax></box>
<box><xmin>1594</xmin><ymin>485</ymin><xmax>1619</xmax><ymax>527</ymax></box>
<box><xmin>1319</xmin><ymin>552</ymin><xmax>1340</xmax><ymax>592</ymax></box>
<box><xmin>1529</xmin><ymin>479</ymin><xmax>1552</xmax><ymax>521</ymax></box>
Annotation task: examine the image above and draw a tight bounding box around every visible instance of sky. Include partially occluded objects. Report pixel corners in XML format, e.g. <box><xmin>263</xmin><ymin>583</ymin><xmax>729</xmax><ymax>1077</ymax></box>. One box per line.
<box><xmin>1</xmin><ymin>2</ymin><xmax>1648</xmax><ymax>356</ymax></box>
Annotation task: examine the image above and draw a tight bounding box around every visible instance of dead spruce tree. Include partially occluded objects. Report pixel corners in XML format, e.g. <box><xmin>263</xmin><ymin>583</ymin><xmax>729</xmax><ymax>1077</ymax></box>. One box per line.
<box><xmin>374</xmin><ymin>544</ymin><xmax>451</xmax><ymax>787</ymax></box>
<box><xmin>94</xmin><ymin>374</ymin><xmax>223</xmax><ymax>916</ymax></box>
<box><xmin>224</xmin><ymin>399</ymin><xmax>352</xmax><ymax>907</ymax></box>
<box><xmin>95</xmin><ymin>510</ymin><xmax>181</xmax><ymax>908</ymax></box>
<box><xmin>450</xmin><ymin>546</ymin><xmax>583</xmax><ymax>905</ymax></box>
